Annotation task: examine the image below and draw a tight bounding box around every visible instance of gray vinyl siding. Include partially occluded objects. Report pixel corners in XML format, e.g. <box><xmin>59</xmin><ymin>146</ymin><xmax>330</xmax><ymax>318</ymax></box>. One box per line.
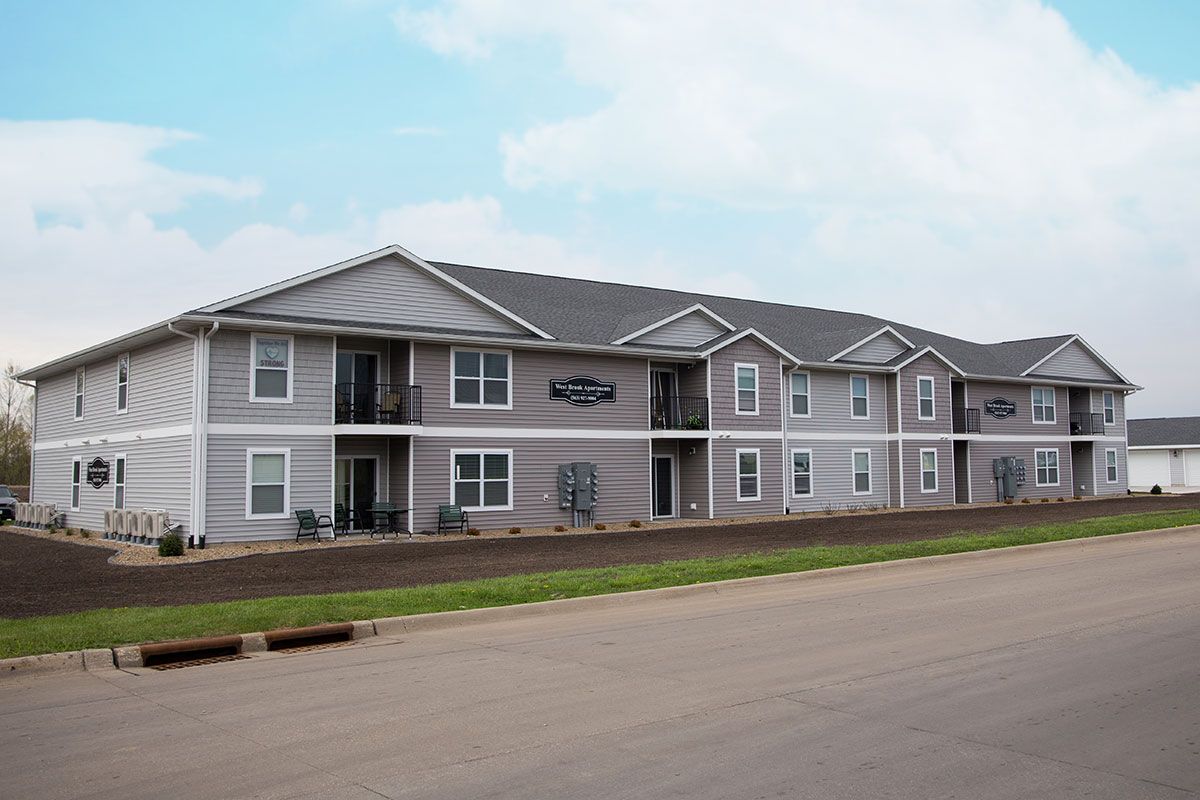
<box><xmin>969</xmin><ymin>441</ymin><xmax>1073</xmax><ymax>502</ymax></box>
<box><xmin>678</xmin><ymin>439</ymin><xmax>709</xmax><ymax>519</ymax></box>
<box><xmin>414</xmin><ymin>343</ymin><xmax>649</xmax><ymax>429</ymax></box>
<box><xmin>34</xmin><ymin>334</ymin><xmax>195</xmax><ymax>441</ymax></box>
<box><xmin>953</xmin><ymin>442</ymin><xmax>971</xmax><ymax>503</ymax></box>
<box><xmin>629</xmin><ymin>311</ymin><xmax>726</xmax><ymax>347</ymax></box>
<box><xmin>838</xmin><ymin>334</ymin><xmax>907</xmax><ymax>363</ymax></box>
<box><xmin>709</xmin><ymin>338</ymin><xmax>783</xmax><ymax>431</ymax></box>
<box><xmin>388</xmin><ymin>438</ymin><xmax>410</xmax><ymax>510</ymax></box>
<box><xmin>208</xmin><ymin>329</ymin><xmax>334</xmax><ymax>424</ymax></box>
<box><xmin>885</xmin><ymin>375</ymin><xmax>898</xmax><ymax>434</ymax></box>
<box><xmin>887</xmin><ymin>440</ymin><xmax>901</xmax><ymax>505</ymax></box>
<box><xmin>786</xmin><ymin>439</ymin><xmax>888</xmax><ymax>513</ymax></box>
<box><xmin>786</xmin><ymin>370</ymin><xmax>887</xmax><ymax>435</ymax></box>
<box><xmin>677</xmin><ymin>360</ymin><xmax>707</xmax><ymax>398</ymax></box>
<box><xmin>231</xmin><ymin>253</ymin><xmax>524</xmax><ymax>333</ymax></box>
<box><xmin>1093</xmin><ymin>445</ymin><xmax>1127</xmax><ymax>496</ymax></box>
<box><xmin>711</xmin><ymin>438</ymin><xmax>783</xmax><ymax>518</ymax></box>
<box><xmin>1089</xmin><ymin>387</ymin><xmax>1126</xmax><ymax>432</ymax></box>
<box><xmin>204</xmin><ymin>434</ymin><xmax>333</xmax><ymax>542</ymax></box>
<box><xmin>897</xmin><ymin>355</ymin><xmax>952</xmax><ymax>434</ymax></box>
<box><xmin>1030</xmin><ymin>340</ymin><xmax>1117</xmax><ymax>382</ymax></box>
<box><xmin>335</xmin><ymin>336</ymin><xmax>393</xmax><ymax>383</ymax></box>
<box><xmin>390</xmin><ymin>341</ymin><xmax>411</xmax><ymax>385</ymax></box>
<box><xmin>964</xmin><ymin>380</ymin><xmax>1068</xmax><ymax>436</ymax></box>
<box><xmin>410</xmin><ymin>437</ymin><xmax>651</xmax><ymax>532</ymax></box>
<box><xmin>902</xmin><ymin>440</ymin><xmax>954</xmax><ymax>507</ymax></box>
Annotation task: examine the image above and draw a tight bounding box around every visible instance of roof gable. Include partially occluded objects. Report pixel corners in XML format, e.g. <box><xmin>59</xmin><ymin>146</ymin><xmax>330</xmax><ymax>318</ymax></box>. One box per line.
<box><xmin>828</xmin><ymin>325</ymin><xmax>915</xmax><ymax>364</ymax></box>
<box><xmin>1023</xmin><ymin>336</ymin><xmax>1122</xmax><ymax>382</ymax></box>
<box><xmin>615</xmin><ymin>303</ymin><xmax>733</xmax><ymax>346</ymax></box>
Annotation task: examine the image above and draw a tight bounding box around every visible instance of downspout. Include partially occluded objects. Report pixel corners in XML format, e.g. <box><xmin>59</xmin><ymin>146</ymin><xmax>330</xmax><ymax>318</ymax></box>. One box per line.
<box><xmin>14</xmin><ymin>377</ymin><xmax>36</xmax><ymax>500</ymax></box>
<box><xmin>168</xmin><ymin>322</ymin><xmax>202</xmax><ymax>546</ymax></box>
<box><xmin>196</xmin><ymin>322</ymin><xmax>219</xmax><ymax>548</ymax></box>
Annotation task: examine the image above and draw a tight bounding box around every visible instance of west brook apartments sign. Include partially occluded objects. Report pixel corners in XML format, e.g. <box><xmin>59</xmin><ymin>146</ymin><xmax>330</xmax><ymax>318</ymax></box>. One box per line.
<box><xmin>549</xmin><ymin>376</ymin><xmax>617</xmax><ymax>407</ymax></box>
<box><xmin>985</xmin><ymin>397</ymin><xmax>1017</xmax><ymax>419</ymax></box>
<box><xmin>86</xmin><ymin>457</ymin><xmax>110</xmax><ymax>489</ymax></box>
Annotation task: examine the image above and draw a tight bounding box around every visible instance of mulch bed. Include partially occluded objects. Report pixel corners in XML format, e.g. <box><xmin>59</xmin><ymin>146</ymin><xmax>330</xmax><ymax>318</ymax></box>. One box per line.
<box><xmin>2</xmin><ymin>494</ymin><xmax>1196</xmax><ymax>618</ymax></box>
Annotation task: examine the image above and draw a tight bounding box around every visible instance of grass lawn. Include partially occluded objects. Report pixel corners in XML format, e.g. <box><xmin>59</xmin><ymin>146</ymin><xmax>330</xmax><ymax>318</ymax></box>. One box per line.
<box><xmin>2</xmin><ymin>509</ymin><xmax>1197</xmax><ymax>659</ymax></box>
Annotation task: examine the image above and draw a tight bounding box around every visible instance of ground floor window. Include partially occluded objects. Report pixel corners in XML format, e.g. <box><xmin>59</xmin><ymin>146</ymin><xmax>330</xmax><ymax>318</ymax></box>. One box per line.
<box><xmin>737</xmin><ymin>449</ymin><xmax>760</xmax><ymax>501</ymax></box>
<box><xmin>920</xmin><ymin>448</ymin><xmax>938</xmax><ymax>493</ymax></box>
<box><xmin>71</xmin><ymin>457</ymin><xmax>81</xmax><ymax>511</ymax></box>
<box><xmin>452</xmin><ymin>450</ymin><xmax>513</xmax><ymax>511</ymax></box>
<box><xmin>1035</xmin><ymin>448</ymin><xmax>1059</xmax><ymax>487</ymax></box>
<box><xmin>114</xmin><ymin>454</ymin><xmax>127</xmax><ymax>509</ymax></box>
<box><xmin>791</xmin><ymin>449</ymin><xmax>812</xmax><ymax>497</ymax></box>
<box><xmin>246</xmin><ymin>450</ymin><xmax>290</xmax><ymax>518</ymax></box>
<box><xmin>1105</xmin><ymin>448</ymin><xmax>1118</xmax><ymax>483</ymax></box>
<box><xmin>852</xmin><ymin>449</ymin><xmax>872</xmax><ymax>495</ymax></box>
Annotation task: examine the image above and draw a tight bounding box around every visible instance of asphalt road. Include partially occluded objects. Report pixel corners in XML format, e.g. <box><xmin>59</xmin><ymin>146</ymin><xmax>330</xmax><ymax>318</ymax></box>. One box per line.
<box><xmin>2</xmin><ymin>529</ymin><xmax>1198</xmax><ymax>799</ymax></box>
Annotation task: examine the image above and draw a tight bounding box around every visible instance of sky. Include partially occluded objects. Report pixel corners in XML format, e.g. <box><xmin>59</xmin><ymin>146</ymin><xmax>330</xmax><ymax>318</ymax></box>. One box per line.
<box><xmin>1</xmin><ymin>0</ymin><xmax>1197</xmax><ymax>417</ymax></box>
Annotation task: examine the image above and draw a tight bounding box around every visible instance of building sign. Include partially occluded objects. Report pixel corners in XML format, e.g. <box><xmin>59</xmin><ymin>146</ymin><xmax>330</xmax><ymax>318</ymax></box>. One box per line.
<box><xmin>985</xmin><ymin>397</ymin><xmax>1017</xmax><ymax>419</ymax></box>
<box><xmin>255</xmin><ymin>338</ymin><xmax>290</xmax><ymax>369</ymax></box>
<box><xmin>86</xmin><ymin>457</ymin><xmax>110</xmax><ymax>489</ymax></box>
<box><xmin>549</xmin><ymin>376</ymin><xmax>617</xmax><ymax>407</ymax></box>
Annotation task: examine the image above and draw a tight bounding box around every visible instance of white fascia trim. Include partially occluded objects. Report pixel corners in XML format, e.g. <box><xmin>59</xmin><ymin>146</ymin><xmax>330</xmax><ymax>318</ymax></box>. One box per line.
<box><xmin>827</xmin><ymin>325</ymin><xmax>916</xmax><ymax>363</ymax></box>
<box><xmin>611</xmin><ymin>303</ymin><xmax>735</xmax><ymax>345</ymax></box>
<box><xmin>198</xmin><ymin>244</ymin><xmax>556</xmax><ymax>340</ymax></box>
<box><xmin>911</xmin><ymin>432</ymin><xmax>1126</xmax><ymax>443</ymax></box>
<box><xmin>210</xmin><ymin>423</ymin><xmax>334</xmax><ymax>437</ymax></box>
<box><xmin>962</xmin><ymin>372</ymin><xmax>1140</xmax><ymax>392</ymax></box>
<box><xmin>890</xmin><ymin>345</ymin><xmax>966</xmax><ymax>377</ymax></box>
<box><xmin>17</xmin><ymin>316</ymin><xmax>186</xmax><ymax>381</ymax></box>
<box><xmin>33</xmin><ymin>424</ymin><xmax>193</xmax><ymax>452</ymax></box>
<box><xmin>1127</xmin><ymin>444</ymin><xmax>1200</xmax><ymax>450</ymax></box>
<box><xmin>697</xmin><ymin>328</ymin><xmax>801</xmax><ymax>366</ymax></box>
<box><xmin>1020</xmin><ymin>334</ymin><xmax>1133</xmax><ymax>385</ymax></box>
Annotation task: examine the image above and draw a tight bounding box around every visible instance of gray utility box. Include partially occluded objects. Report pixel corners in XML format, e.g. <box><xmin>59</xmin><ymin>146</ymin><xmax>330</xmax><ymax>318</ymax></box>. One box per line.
<box><xmin>992</xmin><ymin>457</ymin><xmax>1028</xmax><ymax>501</ymax></box>
<box><xmin>557</xmin><ymin>462</ymin><xmax>599</xmax><ymax>510</ymax></box>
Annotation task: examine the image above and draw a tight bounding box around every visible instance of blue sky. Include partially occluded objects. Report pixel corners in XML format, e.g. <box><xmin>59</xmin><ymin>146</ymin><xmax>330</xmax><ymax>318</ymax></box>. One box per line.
<box><xmin>1</xmin><ymin>1</ymin><xmax>1197</xmax><ymax>414</ymax></box>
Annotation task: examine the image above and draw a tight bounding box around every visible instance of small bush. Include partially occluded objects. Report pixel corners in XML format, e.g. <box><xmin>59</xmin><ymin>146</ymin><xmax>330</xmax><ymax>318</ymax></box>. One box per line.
<box><xmin>81</xmin><ymin>530</ymin><xmax>91</xmax><ymax>538</ymax></box>
<box><xmin>466</xmin><ymin>527</ymin><xmax>481</xmax><ymax>536</ymax></box>
<box><xmin>1020</xmin><ymin>498</ymin><xmax>1031</xmax><ymax>504</ymax></box>
<box><xmin>508</xmin><ymin>527</ymin><xmax>522</xmax><ymax>535</ymax></box>
<box><xmin>628</xmin><ymin>519</ymin><xmax>643</xmax><ymax>528</ymax></box>
<box><xmin>157</xmin><ymin>532</ymin><xmax>185</xmax><ymax>557</ymax></box>
<box><xmin>1056</xmin><ymin>497</ymin><xmax>1065</xmax><ymax>502</ymax></box>
<box><xmin>65</xmin><ymin>528</ymin><xmax>76</xmax><ymax>536</ymax></box>
<box><xmin>1040</xmin><ymin>498</ymin><xmax>1049</xmax><ymax>503</ymax></box>
<box><xmin>594</xmin><ymin>523</ymin><xmax>607</xmax><ymax>531</ymax></box>
<box><xmin>1150</xmin><ymin>484</ymin><xmax>1163</xmax><ymax>495</ymax></box>
<box><xmin>1003</xmin><ymin>498</ymin><xmax>1014</xmax><ymax>505</ymax></box>
<box><xmin>1073</xmin><ymin>495</ymin><xmax>1082</xmax><ymax>500</ymax></box>
<box><xmin>554</xmin><ymin>524</ymin><xmax>567</xmax><ymax>532</ymax></box>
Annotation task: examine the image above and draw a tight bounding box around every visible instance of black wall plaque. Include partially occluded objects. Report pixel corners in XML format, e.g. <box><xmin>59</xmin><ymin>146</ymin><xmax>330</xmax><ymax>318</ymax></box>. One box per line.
<box><xmin>985</xmin><ymin>397</ymin><xmax>1017</xmax><ymax>419</ymax></box>
<box><xmin>87</xmin><ymin>457</ymin><xmax>110</xmax><ymax>489</ymax></box>
<box><xmin>549</xmin><ymin>376</ymin><xmax>617</xmax><ymax>407</ymax></box>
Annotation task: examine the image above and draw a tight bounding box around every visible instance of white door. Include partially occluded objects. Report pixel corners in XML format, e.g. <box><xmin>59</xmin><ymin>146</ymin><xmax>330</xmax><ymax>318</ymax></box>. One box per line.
<box><xmin>1128</xmin><ymin>450</ymin><xmax>1170</xmax><ymax>488</ymax></box>
<box><xmin>1185</xmin><ymin>449</ymin><xmax>1200</xmax><ymax>486</ymax></box>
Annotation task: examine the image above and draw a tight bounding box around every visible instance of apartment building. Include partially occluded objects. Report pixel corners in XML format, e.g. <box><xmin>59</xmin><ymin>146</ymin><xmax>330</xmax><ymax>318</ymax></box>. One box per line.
<box><xmin>19</xmin><ymin>245</ymin><xmax>1138</xmax><ymax>544</ymax></box>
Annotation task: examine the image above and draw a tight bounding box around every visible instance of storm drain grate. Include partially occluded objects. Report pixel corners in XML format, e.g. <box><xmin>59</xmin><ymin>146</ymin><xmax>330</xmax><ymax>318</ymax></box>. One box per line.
<box><xmin>149</xmin><ymin>654</ymin><xmax>252</xmax><ymax>670</ymax></box>
<box><xmin>273</xmin><ymin>640</ymin><xmax>353</xmax><ymax>655</ymax></box>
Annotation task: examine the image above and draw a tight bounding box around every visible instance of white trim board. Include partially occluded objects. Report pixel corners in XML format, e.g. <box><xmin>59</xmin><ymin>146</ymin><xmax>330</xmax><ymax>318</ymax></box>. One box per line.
<box><xmin>611</xmin><ymin>303</ymin><xmax>735</xmax><ymax>345</ymax></box>
<box><xmin>1020</xmin><ymin>334</ymin><xmax>1133</xmax><ymax>385</ymax></box>
<box><xmin>33</xmin><ymin>425</ymin><xmax>193</xmax><ymax>452</ymax></box>
<box><xmin>827</xmin><ymin>325</ymin><xmax>916</xmax><ymax>362</ymax></box>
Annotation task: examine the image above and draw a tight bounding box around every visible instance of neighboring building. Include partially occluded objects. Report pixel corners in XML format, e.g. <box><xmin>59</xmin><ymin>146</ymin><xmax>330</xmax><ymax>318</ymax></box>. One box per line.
<box><xmin>1127</xmin><ymin>417</ymin><xmax>1200</xmax><ymax>489</ymax></box>
<box><xmin>18</xmin><ymin>245</ymin><xmax>1139</xmax><ymax>544</ymax></box>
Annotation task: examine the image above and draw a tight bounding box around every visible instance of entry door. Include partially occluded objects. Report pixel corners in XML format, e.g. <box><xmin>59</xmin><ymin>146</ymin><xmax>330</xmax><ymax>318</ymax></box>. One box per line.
<box><xmin>336</xmin><ymin>457</ymin><xmax>378</xmax><ymax>528</ymax></box>
<box><xmin>652</xmin><ymin>456</ymin><xmax>674</xmax><ymax>518</ymax></box>
<box><xmin>650</xmin><ymin>370</ymin><xmax>678</xmax><ymax>428</ymax></box>
<box><xmin>336</xmin><ymin>352</ymin><xmax>379</xmax><ymax>422</ymax></box>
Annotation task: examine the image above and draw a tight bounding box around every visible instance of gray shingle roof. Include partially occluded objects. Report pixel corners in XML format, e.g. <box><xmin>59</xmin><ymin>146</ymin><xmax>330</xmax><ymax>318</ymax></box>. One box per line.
<box><xmin>1128</xmin><ymin>417</ymin><xmax>1200</xmax><ymax>447</ymax></box>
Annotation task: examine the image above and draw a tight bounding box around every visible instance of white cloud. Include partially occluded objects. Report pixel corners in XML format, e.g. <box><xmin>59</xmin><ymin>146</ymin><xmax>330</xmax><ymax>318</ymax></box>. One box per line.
<box><xmin>287</xmin><ymin>201</ymin><xmax>310</xmax><ymax>223</ymax></box>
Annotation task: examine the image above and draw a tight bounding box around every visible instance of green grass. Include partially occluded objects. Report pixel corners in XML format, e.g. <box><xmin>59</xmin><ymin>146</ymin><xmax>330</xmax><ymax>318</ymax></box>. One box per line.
<box><xmin>2</xmin><ymin>509</ymin><xmax>1197</xmax><ymax>659</ymax></box>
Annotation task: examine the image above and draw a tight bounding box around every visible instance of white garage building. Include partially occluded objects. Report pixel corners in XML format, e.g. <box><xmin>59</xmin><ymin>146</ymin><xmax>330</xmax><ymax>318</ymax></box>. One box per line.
<box><xmin>1127</xmin><ymin>417</ymin><xmax>1200</xmax><ymax>490</ymax></box>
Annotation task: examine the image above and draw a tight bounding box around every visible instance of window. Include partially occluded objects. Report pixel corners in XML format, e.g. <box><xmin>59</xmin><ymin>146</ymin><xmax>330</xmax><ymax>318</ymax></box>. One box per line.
<box><xmin>735</xmin><ymin>364</ymin><xmax>759</xmax><ymax>415</ymax></box>
<box><xmin>113</xmin><ymin>454</ymin><xmax>127</xmax><ymax>509</ymax></box>
<box><xmin>74</xmin><ymin>367</ymin><xmax>85</xmax><ymax>419</ymax></box>
<box><xmin>1035</xmin><ymin>448</ymin><xmax>1059</xmax><ymax>486</ymax></box>
<box><xmin>251</xmin><ymin>334</ymin><xmax>293</xmax><ymax>402</ymax></box>
<box><xmin>920</xmin><ymin>448</ymin><xmax>938</xmax><ymax>493</ymax></box>
<box><xmin>1031</xmin><ymin>386</ymin><xmax>1056</xmax><ymax>423</ymax></box>
<box><xmin>70</xmin><ymin>457</ymin><xmax>81</xmax><ymax>511</ymax></box>
<box><xmin>452</xmin><ymin>349</ymin><xmax>511</xmax><ymax>408</ymax></box>
<box><xmin>917</xmin><ymin>376</ymin><xmax>935</xmax><ymax>420</ymax></box>
<box><xmin>116</xmin><ymin>353</ymin><xmax>130</xmax><ymax>413</ymax></box>
<box><xmin>791</xmin><ymin>449</ymin><xmax>813</xmax><ymax>497</ymax></box>
<box><xmin>850</xmin><ymin>375</ymin><xmax>870</xmax><ymax>419</ymax></box>
<box><xmin>1106</xmin><ymin>448</ymin><xmax>1118</xmax><ymax>483</ymax></box>
<box><xmin>852</xmin><ymin>449</ymin><xmax>872</xmax><ymax>494</ymax></box>
<box><xmin>246</xmin><ymin>450</ymin><xmax>290</xmax><ymax>518</ymax></box>
<box><xmin>736</xmin><ymin>449</ymin><xmax>760</xmax><ymax>501</ymax></box>
<box><xmin>790</xmin><ymin>372</ymin><xmax>811</xmax><ymax>417</ymax></box>
<box><xmin>452</xmin><ymin>450</ymin><xmax>513</xmax><ymax>510</ymax></box>
<box><xmin>1103</xmin><ymin>391</ymin><xmax>1115</xmax><ymax>425</ymax></box>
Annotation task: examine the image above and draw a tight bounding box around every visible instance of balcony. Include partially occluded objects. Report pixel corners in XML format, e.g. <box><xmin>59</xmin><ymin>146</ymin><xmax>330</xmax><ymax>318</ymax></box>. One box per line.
<box><xmin>952</xmin><ymin>408</ymin><xmax>981</xmax><ymax>434</ymax></box>
<box><xmin>335</xmin><ymin>383</ymin><xmax>422</xmax><ymax>425</ymax></box>
<box><xmin>1069</xmin><ymin>412</ymin><xmax>1105</xmax><ymax>436</ymax></box>
<box><xmin>650</xmin><ymin>396</ymin><xmax>708</xmax><ymax>430</ymax></box>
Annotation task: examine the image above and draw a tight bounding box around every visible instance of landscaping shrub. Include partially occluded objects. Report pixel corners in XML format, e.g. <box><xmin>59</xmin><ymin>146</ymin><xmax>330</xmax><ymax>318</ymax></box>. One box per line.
<box><xmin>157</xmin><ymin>532</ymin><xmax>184</xmax><ymax>557</ymax></box>
<box><xmin>1020</xmin><ymin>498</ymin><xmax>1031</xmax><ymax>504</ymax></box>
<box><xmin>508</xmin><ymin>527</ymin><xmax>522</xmax><ymax>535</ymax></box>
<box><xmin>1003</xmin><ymin>498</ymin><xmax>1014</xmax><ymax>505</ymax></box>
<box><xmin>1074</xmin><ymin>495</ymin><xmax>1082</xmax><ymax>500</ymax></box>
<box><xmin>594</xmin><ymin>523</ymin><xmax>607</xmax><ymax>531</ymax></box>
<box><xmin>1150</xmin><ymin>484</ymin><xmax>1163</xmax><ymax>495</ymax></box>
<box><xmin>1040</xmin><ymin>498</ymin><xmax>1049</xmax><ymax>503</ymax></box>
<box><xmin>81</xmin><ymin>530</ymin><xmax>91</xmax><ymax>538</ymax></box>
<box><xmin>466</xmin><ymin>528</ymin><xmax>481</xmax><ymax>536</ymax></box>
<box><xmin>554</xmin><ymin>525</ymin><xmax>567</xmax><ymax>532</ymax></box>
<box><xmin>628</xmin><ymin>520</ymin><xmax>643</xmax><ymax>528</ymax></box>
<box><xmin>65</xmin><ymin>528</ymin><xmax>75</xmax><ymax>537</ymax></box>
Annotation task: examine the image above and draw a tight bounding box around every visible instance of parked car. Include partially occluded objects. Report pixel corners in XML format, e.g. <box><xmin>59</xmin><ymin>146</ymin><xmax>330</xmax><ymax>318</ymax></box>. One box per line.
<box><xmin>0</xmin><ymin>486</ymin><xmax>15</xmax><ymax>521</ymax></box>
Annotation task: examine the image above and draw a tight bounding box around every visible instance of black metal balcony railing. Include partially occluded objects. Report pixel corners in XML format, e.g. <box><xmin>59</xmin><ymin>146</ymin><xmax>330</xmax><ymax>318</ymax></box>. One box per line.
<box><xmin>1069</xmin><ymin>411</ymin><xmax>1105</xmax><ymax>436</ymax></box>
<box><xmin>651</xmin><ymin>396</ymin><xmax>709</xmax><ymax>430</ymax></box>
<box><xmin>952</xmin><ymin>407</ymin><xmax>981</xmax><ymax>434</ymax></box>
<box><xmin>335</xmin><ymin>383</ymin><xmax>422</xmax><ymax>425</ymax></box>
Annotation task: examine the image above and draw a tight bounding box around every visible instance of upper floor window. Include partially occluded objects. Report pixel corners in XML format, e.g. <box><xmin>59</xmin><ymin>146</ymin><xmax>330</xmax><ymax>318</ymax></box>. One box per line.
<box><xmin>1035</xmin><ymin>448</ymin><xmax>1059</xmax><ymax>486</ymax></box>
<box><xmin>251</xmin><ymin>334</ymin><xmax>293</xmax><ymax>403</ymax></box>
<box><xmin>917</xmin><ymin>376</ymin><xmax>935</xmax><ymax>420</ymax></box>
<box><xmin>116</xmin><ymin>353</ymin><xmax>130</xmax><ymax>413</ymax></box>
<box><xmin>850</xmin><ymin>375</ymin><xmax>869</xmax><ymax>419</ymax></box>
<box><xmin>790</xmin><ymin>372</ymin><xmax>810</xmax><ymax>417</ymax></box>
<box><xmin>735</xmin><ymin>364</ymin><xmax>759</xmax><ymax>415</ymax></box>
<box><xmin>452</xmin><ymin>349</ymin><xmax>511</xmax><ymax>408</ymax></box>
<box><xmin>1031</xmin><ymin>386</ymin><xmax>1055</xmax><ymax>423</ymax></box>
<box><xmin>737</xmin><ymin>449</ymin><xmax>760</xmax><ymax>501</ymax></box>
<box><xmin>1102</xmin><ymin>391</ymin><xmax>1115</xmax><ymax>425</ymax></box>
<box><xmin>74</xmin><ymin>367</ymin><xmax>85</xmax><ymax>419</ymax></box>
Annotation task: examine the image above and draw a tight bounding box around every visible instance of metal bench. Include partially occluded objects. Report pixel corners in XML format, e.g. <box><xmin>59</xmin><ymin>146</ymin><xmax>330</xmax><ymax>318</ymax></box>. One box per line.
<box><xmin>437</xmin><ymin>504</ymin><xmax>469</xmax><ymax>535</ymax></box>
<box><xmin>294</xmin><ymin>508</ymin><xmax>334</xmax><ymax>542</ymax></box>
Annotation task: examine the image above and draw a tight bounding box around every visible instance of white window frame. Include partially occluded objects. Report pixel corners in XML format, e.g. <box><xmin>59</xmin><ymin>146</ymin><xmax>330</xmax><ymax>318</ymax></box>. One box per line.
<box><xmin>450</xmin><ymin>449</ymin><xmax>514</xmax><ymax>512</ymax></box>
<box><xmin>450</xmin><ymin>348</ymin><xmax>513</xmax><ymax>410</ymax></box>
<box><xmin>1102</xmin><ymin>391</ymin><xmax>1115</xmax><ymax>425</ymax></box>
<box><xmin>790</xmin><ymin>448</ymin><xmax>813</xmax><ymax>497</ymax></box>
<box><xmin>736</xmin><ymin>448</ymin><xmax>761</xmax><ymax>501</ymax></box>
<box><xmin>74</xmin><ymin>366</ymin><xmax>85</xmax><ymax>420</ymax></box>
<box><xmin>916</xmin><ymin>376</ymin><xmax>936</xmax><ymax>420</ymax></box>
<box><xmin>849</xmin><ymin>374</ymin><xmax>870</xmax><ymax>420</ymax></box>
<box><xmin>1031</xmin><ymin>386</ymin><xmax>1056</xmax><ymax>424</ymax></box>
<box><xmin>115</xmin><ymin>352</ymin><xmax>130</xmax><ymax>414</ymax></box>
<box><xmin>1105</xmin><ymin>448</ymin><xmax>1118</xmax><ymax>483</ymax></box>
<box><xmin>249</xmin><ymin>333</ymin><xmax>295</xmax><ymax>404</ymax></box>
<box><xmin>851</xmin><ymin>448</ymin><xmax>872</xmax><ymax>495</ymax></box>
<box><xmin>113</xmin><ymin>453</ymin><xmax>127</xmax><ymax>509</ymax></box>
<box><xmin>1034</xmin><ymin>448</ymin><xmax>1060</xmax><ymax>487</ymax></box>
<box><xmin>789</xmin><ymin>371</ymin><xmax>811</xmax><ymax>418</ymax></box>
<box><xmin>245</xmin><ymin>448</ymin><xmax>291</xmax><ymax>520</ymax></box>
<box><xmin>734</xmin><ymin>363</ymin><xmax>759</xmax><ymax>416</ymax></box>
<box><xmin>919</xmin><ymin>448</ymin><xmax>938</xmax><ymax>493</ymax></box>
<box><xmin>70</xmin><ymin>456</ymin><xmax>82</xmax><ymax>511</ymax></box>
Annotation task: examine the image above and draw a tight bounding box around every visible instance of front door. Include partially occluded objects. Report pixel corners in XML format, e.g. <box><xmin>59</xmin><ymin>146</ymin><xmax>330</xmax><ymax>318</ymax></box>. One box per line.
<box><xmin>335</xmin><ymin>457</ymin><xmax>378</xmax><ymax>529</ymax></box>
<box><xmin>652</xmin><ymin>455</ymin><xmax>674</xmax><ymax>518</ymax></box>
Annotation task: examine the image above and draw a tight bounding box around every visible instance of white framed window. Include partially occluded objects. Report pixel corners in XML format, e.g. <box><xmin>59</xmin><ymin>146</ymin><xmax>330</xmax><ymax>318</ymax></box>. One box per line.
<box><xmin>116</xmin><ymin>353</ymin><xmax>130</xmax><ymax>414</ymax></box>
<box><xmin>852</xmin><ymin>449</ymin><xmax>872</xmax><ymax>495</ymax></box>
<box><xmin>920</xmin><ymin>448</ymin><xmax>938</xmax><ymax>493</ymax></box>
<box><xmin>451</xmin><ymin>450</ymin><xmax>513</xmax><ymax>511</ymax></box>
<box><xmin>70</xmin><ymin>457</ymin><xmax>81</xmax><ymax>511</ymax></box>
<box><xmin>250</xmin><ymin>333</ymin><xmax>294</xmax><ymax>403</ymax></box>
<box><xmin>1102</xmin><ymin>391</ymin><xmax>1115</xmax><ymax>425</ymax></box>
<box><xmin>735</xmin><ymin>363</ymin><xmax>759</xmax><ymax>415</ymax></box>
<box><xmin>850</xmin><ymin>374</ymin><xmax>870</xmax><ymax>419</ymax></box>
<box><xmin>736</xmin><ymin>448</ymin><xmax>760</xmax><ymax>501</ymax></box>
<box><xmin>917</xmin><ymin>376</ymin><xmax>935</xmax><ymax>420</ymax></box>
<box><xmin>1105</xmin><ymin>448</ymin><xmax>1118</xmax><ymax>483</ymax></box>
<box><xmin>74</xmin><ymin>366</ymin><xmax>85</xmax><ymax>420</ymax></box>
<box><xmin>1031</xmin><ymin>386</ymin><xmax>1056</xmax><ymax>423</ymax></box>
<box><xmin>1035</xmin><ymin>448</ymin><xmax>1060</xmax><ymax>487</ymax></box>
<box><xmin>789</xmin><ymin>371</ymin><xmax>811</xmax><ymax>418</ymax></box>
<box><xmin>113</xmin><ymin>454</ymin><xmax>127</xmax><ymax>509</ymax></box>
<box><xmin>791</xmin><ymin>448</ymin><xmax>813</xmax><ymax>497</ymax></box>
<box><xmin>451</xmin><ymin>348</ymin><xmax>512</xmax><ymax>409</ymax></box>
<box><xmin>245</xmin><ymin>449</ymin><xmax>290</xmax><ymax>519</ymax></box>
